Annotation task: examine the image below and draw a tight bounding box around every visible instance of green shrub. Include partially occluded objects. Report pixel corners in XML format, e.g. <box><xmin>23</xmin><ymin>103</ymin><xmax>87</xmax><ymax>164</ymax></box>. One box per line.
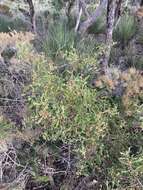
<box><xmin>135</xmin><ymin>57</ymin><xmax>143</xmax><ymax>70</ymax></box>
<box><xmin>26</xmin><ymin>53</ymin><xmax>143</xmax><ymax>189</ymax></box>
<box><xmin>88</xmin><ymin>14</ymin><xmax>106</xmax><ymax>35</ymax></box>
<box><xmin>76</xmin><ymin>36</ymin><xmax>100</xmax><ymax>56</ymax></box>
<box><xmin>125</xmin><ymin>52</ymin><xmax>143</xmax><ymax>70</ymax></box>
<box><xmin>0</xmin><ymin>117</ymin><xmax>13</xmax><ymax>139</ymax></box>
<box><xmin>0</xmin><ymin>19</ymin><xmax>143</xmax><ymax>189</ymax></box>
<box><xmin>28</xmin><ymin>77</ymin><xmax>121</xmax><ymax>174</ymax></box>
<box><xmin>0</xmin><ymin>16</ymin><xmax>27</xmax><ymax>32</ymax></box>
<box><xmin>113</xmin><ymin>14</ymin><xmax>136</xmax><ymax>47</ymax></box>
<box><xmin>26</xmin><ymin>53</ymin><xmax>126</xmax><ymax>177</ymax></box>
<box><xmin>109</xmin><ymin>150</ymin><xmax>143</xmax><ymax>189</ymax></box>
<box><xmin>0</xmin><ymin>16</ymin><xmax>14</xmax><ymax>32</ymax></box>
<box><xmin>42</xmin><ymin>21</ymin><xmax>75</xmax><ymax>59</ymax></box>
<box><xmin>122</xmin><ymin>44</ymin><xmax>143</xmax><ymax>69</ymax></box>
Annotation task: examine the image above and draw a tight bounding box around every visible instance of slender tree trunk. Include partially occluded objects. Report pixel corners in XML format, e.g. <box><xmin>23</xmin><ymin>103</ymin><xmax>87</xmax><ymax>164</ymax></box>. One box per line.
<box><xmin>141</xmin><ymin>0</ymin><xmax>143</xmax><ymax>6</ymax></box>
<box><xmin>75</xmin><ymin>0</ymin><xmax>83</xmax><ymax>32</ymax></box>
<box><xmin>115</xmin><ymin>0</ymin><xmax>122</xmax><ymax>19</ymax></box>
<box><xmin>75</xmin><ymin>0</ymin><xmax>89</xmax><ymax>32</ymax></box>
<box><xmin>26</xmin><ymin>0</ymin><xmax>36</xmax><ymax>33</ymax></box>
<box><xmin>76</xmin><ymin>0</ymin><xmax>123</xmax><ymax>74</ymax></box>
<box><xmin>100</xmin><ymin>0</ymin><xmax>117</xmax><ymax>75</ymax></box>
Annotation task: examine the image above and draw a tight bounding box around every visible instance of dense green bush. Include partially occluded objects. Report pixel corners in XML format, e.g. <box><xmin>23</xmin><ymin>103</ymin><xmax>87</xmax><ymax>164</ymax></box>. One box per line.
<box><xmin>25</xmin><ymin>48</ymin><xmax>143</xmax><ymax>188</ymax></box>
<box><xmin>27</xmin><ymin>57</ymin><xmax>119</xmax><ymax>174</ymax></box>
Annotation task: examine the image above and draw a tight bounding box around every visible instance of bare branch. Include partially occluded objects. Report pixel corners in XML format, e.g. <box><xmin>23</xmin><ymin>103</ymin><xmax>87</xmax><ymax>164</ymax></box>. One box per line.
<box><xmin>79</xmin><ymin>0</ymin><xmax>89</xmax><ymax>17</ymax></box>
<box><xmin>79</xmin><ymin>0</ymin><xmax>107</xmax><ymax>34</ymax></box>
<box><xmin>75</xmin><ymin>7</ymin><xmax>83</xmax><ymax>32</ymax></box>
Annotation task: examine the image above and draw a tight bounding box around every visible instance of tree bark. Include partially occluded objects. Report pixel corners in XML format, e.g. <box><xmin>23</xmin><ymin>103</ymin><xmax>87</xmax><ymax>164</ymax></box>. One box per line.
<box><xmin>115</xmin><ymin>0</ymin><xmax>122</xmax><ymax>19</ymax></box>
<box><xmin>66</xmin><ymin>0</ymin><xmax>75</xmax><ymax>19</ymax></box>
<box><xmin>26</xmin><ymin>0</ymin><xmax>36</xmax><ymax>32</ymax></box>
<box><xmin>79</xmin><ymin>0</ymin><xmax>89</xmax><ymax>17</ymax></box>
<box><xmin>78</xmin><ymin>0</ymin><xmax>107</xmax><ymax>34</ymax></box>
<box><xmin>100</xmin><ymin>0</ymin><xmax>118</xmax><ymax>75</ymax></box>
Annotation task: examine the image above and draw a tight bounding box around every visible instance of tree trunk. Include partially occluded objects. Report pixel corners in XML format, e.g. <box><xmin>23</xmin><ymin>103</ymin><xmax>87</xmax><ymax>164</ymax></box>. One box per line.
<box><xmin>26</xmin><ymin>0</ymin><xmax>36</xmax><ymax>33</ymax></box>
<box><xmin>100</xmin><ymin>0</ymin><xmax>117</xmax><ymax>75</ymax></box>
<box><xmin>140</xmin><ymin>0</ymin><xmax>143</xmax><ymax>6</ymax></box>
<box><xmin>66</xmin><ymin>0</ymin><xmax>75</xmax><ymax>19</ymax></box>
<box><xmin>115</xmin><ymin>0</ymin><xmax>122</xmax><ymax>19</ymax></box>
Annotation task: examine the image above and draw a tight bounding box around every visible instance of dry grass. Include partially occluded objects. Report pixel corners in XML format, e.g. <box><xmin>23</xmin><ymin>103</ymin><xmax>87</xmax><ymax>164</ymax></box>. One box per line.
<box><xmin>0</xmin><ymin>31</ymin><xmax>34</xmax><ymax>53</ymax></box>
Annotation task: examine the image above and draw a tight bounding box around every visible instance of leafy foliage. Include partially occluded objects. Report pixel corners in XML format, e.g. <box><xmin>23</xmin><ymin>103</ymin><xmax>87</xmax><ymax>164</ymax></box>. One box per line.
<box><xmin>25</xmin><ymin>48</ymin><xmax>143</xmax><ymax>188</ymax></box>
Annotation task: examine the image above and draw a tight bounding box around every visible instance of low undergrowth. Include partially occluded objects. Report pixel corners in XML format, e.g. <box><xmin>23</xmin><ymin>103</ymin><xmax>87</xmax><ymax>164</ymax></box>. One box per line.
<box><xmin>0</xmin><ymin>27</ymin><xmax>143</xmax><ymax>189</ymax></box>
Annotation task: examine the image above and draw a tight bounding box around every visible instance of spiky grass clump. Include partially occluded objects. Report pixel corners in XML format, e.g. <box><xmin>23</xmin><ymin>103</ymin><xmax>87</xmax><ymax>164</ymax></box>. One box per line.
<box><xmin>113</xmin><ymin>14</ymin><xmax>136</xmax><ymax>46</ymax></box>
<box><xmin>42</xmin><ymin>21</ymin><xmax>75</xmax><ymax>59</ymax></box>
<box><xmin>88</xmin><ymin>14</ymin><xmax>106</xmax><ymax>35</ymax></box>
